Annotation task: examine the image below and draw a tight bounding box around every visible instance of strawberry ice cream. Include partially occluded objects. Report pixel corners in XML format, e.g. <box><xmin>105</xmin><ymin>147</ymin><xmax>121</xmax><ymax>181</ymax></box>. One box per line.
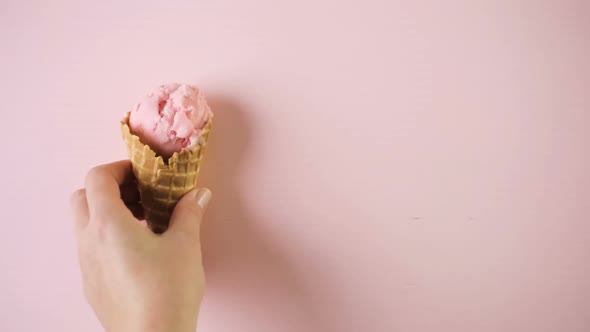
<box><xmin>128</xmin><ymin>83</ymin><xmax>212</xmax><ymax>159</ymax></box>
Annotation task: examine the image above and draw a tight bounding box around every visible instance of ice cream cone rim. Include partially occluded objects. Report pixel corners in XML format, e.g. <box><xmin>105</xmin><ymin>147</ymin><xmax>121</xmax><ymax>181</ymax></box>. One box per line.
<box><xmin>121</xmin><ymin>112</ymin><xmax>212</xmax><ymax>167</ymax></box>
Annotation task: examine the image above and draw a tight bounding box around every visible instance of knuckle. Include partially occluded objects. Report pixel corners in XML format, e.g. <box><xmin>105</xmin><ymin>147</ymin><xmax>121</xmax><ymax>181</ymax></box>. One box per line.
<box><xmin>170</xmin><ymin>226</ymin><xmax>200</xmax><ymax>244</ymax></box>
<box><xmin>70</xmin><ymin>189</ymin><xmax>86</xmax><ymax>206</ymax></box>
<box><xmin>85</xmin><ymin>166</ymin><xmax>106</xmax><ymax>186</ymax></box>
<box><xmin>185</xmin><ymin>204</ymin><xmax>204</xmax><ymax>218</ymax></box>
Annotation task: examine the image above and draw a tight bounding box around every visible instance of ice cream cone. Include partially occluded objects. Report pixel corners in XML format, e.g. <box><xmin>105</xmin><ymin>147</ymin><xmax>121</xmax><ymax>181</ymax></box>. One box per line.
<box><xmin>121</xmin><ymin>112</ymin><xmax>212</xmax><ymax>233</ymax></box>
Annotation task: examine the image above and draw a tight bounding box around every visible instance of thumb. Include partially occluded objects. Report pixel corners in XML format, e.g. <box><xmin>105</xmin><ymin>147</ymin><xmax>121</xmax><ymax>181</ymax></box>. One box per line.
<box><xmin>167</xmin><ymin>188</ymin><xmax>212</xmax><ymax>238</ymax></box>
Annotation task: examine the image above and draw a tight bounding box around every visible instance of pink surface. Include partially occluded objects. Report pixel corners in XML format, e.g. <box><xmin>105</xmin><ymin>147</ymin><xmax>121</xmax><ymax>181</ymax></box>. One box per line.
<box><xmin>1</xmin><ymin>1</ymin><xmax>589</xmax><ymax>331</ymax></box>
<box><xmin>129</xmin><ymin>83</ymin><xmax>212</xmax><ymax>158</ymax></box>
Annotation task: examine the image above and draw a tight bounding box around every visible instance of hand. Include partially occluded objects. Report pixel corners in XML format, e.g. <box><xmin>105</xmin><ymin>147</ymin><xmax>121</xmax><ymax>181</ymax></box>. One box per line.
<box><xmin>70</xmin><ymin>160</ymin><xmax>211</xmax><ymax>332</ymax></box>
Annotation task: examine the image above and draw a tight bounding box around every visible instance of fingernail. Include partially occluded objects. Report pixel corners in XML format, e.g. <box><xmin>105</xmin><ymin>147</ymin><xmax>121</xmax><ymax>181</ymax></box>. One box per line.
<box><xmin>195</xmin><ymin>188</ymin><xmax>212</xmax><ymax>209</ymax></box>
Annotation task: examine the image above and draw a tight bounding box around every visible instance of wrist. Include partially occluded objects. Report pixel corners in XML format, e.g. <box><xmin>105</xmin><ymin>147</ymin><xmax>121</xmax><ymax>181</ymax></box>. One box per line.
<box><xmin>133</xmin><ymin>321</ymin><xmax>196</xmax><ymax>332</ymax></box>
<box><xmin>114</xmin><ymin>315</ymin><xmax>196</xmax><ymax>332</ymax></box>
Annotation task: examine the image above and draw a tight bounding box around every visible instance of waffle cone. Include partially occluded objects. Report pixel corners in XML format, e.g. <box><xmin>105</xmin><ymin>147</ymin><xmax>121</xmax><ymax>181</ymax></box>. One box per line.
<box><xmin>121</xmin><ymin>112</ymin><xmax>212</xmax><ymax>233</ymax></box>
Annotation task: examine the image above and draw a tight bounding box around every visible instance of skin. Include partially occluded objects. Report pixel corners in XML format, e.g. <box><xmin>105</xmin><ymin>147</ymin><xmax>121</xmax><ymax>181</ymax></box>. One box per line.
<box><xmin>70</xmin><ymin>160</ymin><xmax>211</xmax><ymax>332</ymax></box>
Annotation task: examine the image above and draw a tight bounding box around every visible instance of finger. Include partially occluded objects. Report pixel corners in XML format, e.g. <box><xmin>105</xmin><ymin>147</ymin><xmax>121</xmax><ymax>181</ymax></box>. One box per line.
<box><xmin>85</xmin><ymin>160</ymin><xmax>134</xmax><ymax>220</ymax></box>
<box><xmin>70</xmin><ymin>189</ymin><xmax>89</xmax><ymax>235</ymax></box>
<box><xmin>120</xmin><ymin>183</ymin><xmax>141</xmax><ymax>205</ymax></box>
<box><xmin>166</xmin><ymin>188</ymin><xmax>211</xmax><ymax>240</ymax></box>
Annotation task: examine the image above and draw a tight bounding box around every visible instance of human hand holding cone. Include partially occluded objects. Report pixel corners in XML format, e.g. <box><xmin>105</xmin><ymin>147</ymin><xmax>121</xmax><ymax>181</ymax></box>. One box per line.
<box><xmin>121</xmin><ymin>83</ymin><xmax>213</xmax><ymax>234</ymax></box>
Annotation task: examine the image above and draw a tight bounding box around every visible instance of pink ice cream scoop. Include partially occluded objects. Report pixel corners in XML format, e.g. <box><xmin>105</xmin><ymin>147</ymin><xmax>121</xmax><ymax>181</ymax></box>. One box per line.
<box><xmin>128</xmin><ymin>83</ymin><xmax>212</xmax><ymax>158</ymax></box>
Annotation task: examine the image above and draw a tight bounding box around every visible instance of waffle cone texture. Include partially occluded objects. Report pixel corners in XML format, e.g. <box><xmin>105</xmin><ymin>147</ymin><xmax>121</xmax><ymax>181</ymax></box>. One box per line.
<box><xmin>121</xmin><ymin>112</ymin><xmax>212</xmax><ymax>234</ymax></box>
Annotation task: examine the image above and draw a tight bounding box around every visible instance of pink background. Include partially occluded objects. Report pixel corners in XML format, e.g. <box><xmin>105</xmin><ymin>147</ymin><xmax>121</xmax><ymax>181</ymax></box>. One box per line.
<box><xmin>1</xmin><ymin>1</ymin><xmax>589</xmax><ymax>331</ymax></box>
